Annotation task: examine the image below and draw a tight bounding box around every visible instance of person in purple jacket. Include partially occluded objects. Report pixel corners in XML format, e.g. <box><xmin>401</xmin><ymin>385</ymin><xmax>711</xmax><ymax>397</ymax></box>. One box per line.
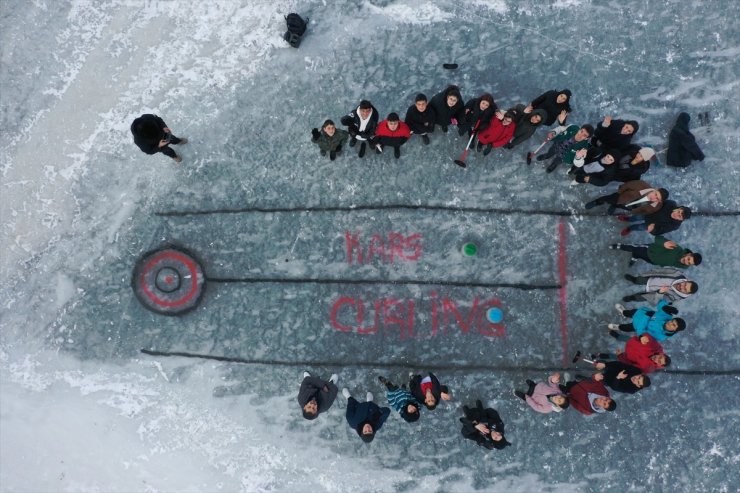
<box><xmin>514</xmin><ymin>373</ymin><xmax>569</xmax><ymax>413</ymax></box>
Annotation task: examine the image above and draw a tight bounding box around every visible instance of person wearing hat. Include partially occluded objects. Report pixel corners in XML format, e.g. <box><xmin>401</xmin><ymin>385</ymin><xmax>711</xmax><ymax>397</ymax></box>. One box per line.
<box><xmin>523</xmin><ymin>89</ymin><xmax>571</xmax><ymax>127</ymax></box>
<box><xmin>297</xmin><ymin>371</ymin><xmax>339</xmax><ymax>420</ymax></box>
<box><xmin>342</xmin><ymin>388</ymin><xmax>390</xmax><ymax>443</ymax></box>
<box><xmin>513</xmin><ymin>373</ymin><xmax>569</xmax><ymax>414</ymax></box>
<box><xmin>311</xmin><ymin>120</ymin><xmax>349</xmax><ymax>161</ymax></box>
<box><xmin>377</xmin><ymin>376</ymin><xmax>421</xmax><ymax>423</ymax></box>
<box><xmin>617</xmin><ymin>202</ymin><xmax>692</xmax><ymax>236</ymax></box>
<box><xmin>614</xmin><ymin>145</ymin><xmax>653</xmax><ymax>182</ymax></box>
<box><xmin>536</xmin><ymin>123</ymin><xmax>595</xmax><ymax>173</ymax></box>
<box><xmin>340</xmin><ymin>99</ymin><xmax>379</xmax><ymax>158</ymax></box>
<box><xmin>621</xmin><ymin>267</ymin><xmax>698</xmax><ymax>305</ymax></box>
<box><xmin>610</xmin><ymin>235</ymin><xmax>702</xmax><ymax>269</ymax></box>
<box><xmin>429</xmin><ymin>84</ymin><xmax>466</xmax><ymax>133</ymax></box>
<box><xmin>404</xmin><ymin>93</ymin><xmax>437</xmax><ymax>145</ymax></box>
<box><xmin>572</xmin><ymin>149</ymin><xmax>621</xmax><ymax>186</ymax></box>
<box><xmin>372</xmin><ymin>112</ymin><xmax>411</xmax><ymax>159</ymax></box>
<box><xmin>130</xmin><ymin>114</ymin><xmax>188</xmax><ymax>163</ymax></box>
<box><xmin>457</xmin><ymin>93</ymin><xmax>497</xmax><ymax>136</ymax></box>
<box><xmin>460</xmin><ymin>400</ymin><xmax>511</xmax><ymax>450</ymax></box>
<box><xmin>503</xmin><ymin>104</ymin><xmax>548</xmax><ymax>149</ymax></box>
<box><xmin>608</xmin><ymin>300</ymin><xmax>686</xmax><ymax>342</ymax></box>
<box><xmin>584</xmin><ymin>180</ymin><xmax>668</xmax><ymax>217</ymax></box>
<box><xmin>476</xmin><ymin>109</ymin><xmax>517</xmax><ymax>155</ymax></box>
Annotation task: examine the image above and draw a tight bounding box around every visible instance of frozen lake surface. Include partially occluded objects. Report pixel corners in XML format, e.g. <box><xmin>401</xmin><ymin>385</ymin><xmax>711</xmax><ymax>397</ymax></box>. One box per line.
<box><xmin>1</xmin><ymin>1</ymin><xmax>738</xmax><ymax>492</ymax></box>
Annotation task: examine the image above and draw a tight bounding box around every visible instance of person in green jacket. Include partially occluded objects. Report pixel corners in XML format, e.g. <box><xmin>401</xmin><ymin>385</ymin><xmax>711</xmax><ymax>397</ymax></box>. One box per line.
<box><xmin>610</xmin><ymin>237</ymin><xmax>702</xmax><ymax>268</ymax></box>
<box><xmin>311</xmin><ymin>119</ymin><xmax>349</xmax><ymax>161</ymax></box>
<box><xmin>535</xmin><ymin>123</ymin><xmax>594</xmax><ymax>173</ymax></box>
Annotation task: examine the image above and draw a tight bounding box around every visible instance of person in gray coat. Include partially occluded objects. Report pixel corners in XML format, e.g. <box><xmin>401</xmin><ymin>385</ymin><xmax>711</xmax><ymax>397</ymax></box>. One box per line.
<box><xmin>622</xmin><ymin>268</ymin><xmax>698</xmax><ymax>305</ymax></box>
<box><xmin>297</xmin><ymin>371</ymin><xmax>339</xmax><ymax>420</ymax></box>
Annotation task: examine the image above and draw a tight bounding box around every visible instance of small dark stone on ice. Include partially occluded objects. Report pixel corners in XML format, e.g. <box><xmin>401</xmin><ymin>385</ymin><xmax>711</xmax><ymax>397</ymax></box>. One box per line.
<box><xmin>443</xmin><ymin>63</ymin><xmax>458</xmax><ymax>70</ymax></box>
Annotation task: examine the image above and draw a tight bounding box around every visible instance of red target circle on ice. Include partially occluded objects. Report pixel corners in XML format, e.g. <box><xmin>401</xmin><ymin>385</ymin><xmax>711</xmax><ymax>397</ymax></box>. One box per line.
<box><xmin>131</xmin><ymin>247</ymin><xmax>205</xmax><ymax>316</ymax></box>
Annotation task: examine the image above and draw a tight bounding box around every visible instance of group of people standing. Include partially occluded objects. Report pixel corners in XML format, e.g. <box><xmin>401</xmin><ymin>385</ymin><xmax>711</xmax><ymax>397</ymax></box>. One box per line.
<box><xmin>300</xmin><ymin>83</ymin><xmax>707</xmax><ymax>449</ymax></box>
<box><xmin>126</xmin><ymin>82</ymin><xmax>708</xmax><ymax>450</ymax></box>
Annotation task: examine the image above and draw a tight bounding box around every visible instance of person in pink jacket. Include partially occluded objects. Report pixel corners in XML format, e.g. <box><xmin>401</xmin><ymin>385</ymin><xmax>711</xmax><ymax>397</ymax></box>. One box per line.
<box><xmin>513</xmin><ymin>373</ymin><xmax>569</xmax><ymax>413</ymax></box>
<box><xmin>476</xmin><ymin>110</ymin><xmax>517</xmax><ymax>156</ymax></box>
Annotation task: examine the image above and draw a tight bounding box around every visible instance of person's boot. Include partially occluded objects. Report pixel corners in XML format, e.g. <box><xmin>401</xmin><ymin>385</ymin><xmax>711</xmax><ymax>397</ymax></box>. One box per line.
<box><xmin>173</xmin><ymin>154</ymin><xmax>182</xmax><ymax>163</ymax></box>
<box><xmin>476</xmin><ymin>140</ymin><xmax>484</xmax><ymax>152</ymax></box>
<box><xmin>615</xmin><ymin>303</ymin><xmax>626</xmax><ymax>316</ymax></box>
<box><xmin>342</xmin><ymin>388</ymin><xmax>351</xmax><ymax>399</ymax></box>
<box><xmin>608</xmin><ymin>329</ymin><xmax>620</xmax><ymax>339</ymax></box>
<box><xmin>335</xmin><ymin>145</ymin><xmax>342</xmax><ymax>154</ymax></box>
<box><xmin>303</xmin><ymin>371</ymin><xmax>311</xmax><ymax>379</ymax></box>
<box><xmin>359</xmin><ymin>142</ymin><xmax>366</xmax><ymax>158</ymax></box>
<box><xmin>624</xmin><ymin>274</ymin><xmax>637</xmax><ymax>283</ymax></box>
<box><xmin>176</xmin><ymin>137</ymin><xmax>188</xmax><ymax>145</ymax></box>
<box><xmin>378</xmin><ymin>376</ymin><xmax>388</xmax><ymax>386</ymax></box>
<box><xmin>349</xmin><ymin>137</ymin><xmax>357</xmax><ymax>147</ymax></box>
<box><xmin>375</xmin><ymin>143</ymin><xmax>383</xmax><ymax>154</ymax></box>
<box><xmin>622</xmin><ymin>294</ymin><xmax>639</xmax><ymax>302</ymax></box>
<box><xmin>394</xmin><ymin>147</ymin><xmax>401</xmax><ymax>159</ymax></box>
<box><xmin>329</xmin><ymin>150</ymin><xmax>336</xmax><ymax>160</ymax></box>
<box><xmin>609</xmin><ymin>243</ymin><xmax>622</xmax><ymax>250</ymax></box>
<box><xmin>366</xmin><ymin>392</ymin><xmax>373</xmax><ymax>402</ymax></box>
<box><xmin>329</xmin><ymin>374</ymin><xmax>339</xmax><ymax>384</ymax></box>
<box><xmin>441</xmin><ymin>125</ymin><xmax>448</xmax><ymax>133</ymax></box>
<box><xmin>422</xmin><ymin>134</ymin><xmax>430</xmax><ymax>145</ymax></box>
<box><xmin>513</xmin><ymin>390</ymin><xmax>526</xmax><ymax>401</ymax></box>
<box><xmin>584</xmin><ymin>198</ymin><xmax>602</xmax><ymax>209</ymax></box>
<box><xmin>320</xmin><ymin>150</ymin><xmax>327</xmax><ymax>157</ymax></box>
<box><xmin>607</xmin><ymin>323</ymin><xmax>620</xmax><ymax>331</ymax></box>
<box><xmin>483</xmin><ymin>144</ymin><xmax>493</xmax><ymax>156</ymax></box>
<box><xmin>545</xmin><ymin>160</ymin><xmax>559</xmax><ymax>173</ymax></box>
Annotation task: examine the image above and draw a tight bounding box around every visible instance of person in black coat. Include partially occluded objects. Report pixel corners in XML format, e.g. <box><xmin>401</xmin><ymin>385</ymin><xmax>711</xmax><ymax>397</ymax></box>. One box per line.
<box><xmin>340</xmin><ymin>100</ymin><xmax>380</xmax><ymax>158</ymax></box>
<box><xmin>592</xmin><ymin>116</ymin><xmax>639</xmax><ymax>150</ymax></box>
<box><xmin>457</xmin><ymin>93</ymin><xmax>496</xmax><ymax>136</ymax></box>
<box><xmin>460</xmin><ymin>400</ymin><xmax>510</xmax><ymax>450</ymax></box>
<box><xmin>342</xmin><ymin>388</ymin><xmax>391</xmax><ymax>443</ymax></box>
<box><xmin>573</xmin><ymin>149</ymin><xmax>621</xmax><ymax>186</ymax></box>
<box><xmin>429</xmin><ymin>85</ymin><xmax>465</xmax><ymax>133</ymax></box>
<box><xmin>591</xmin><ymin>361</ymin><xmax>651</xmax><ymax>394</ymax></box>
<box><xmin>130</xmin><ymin>114</ymin><xmax>188</xmax><ymax>162</ymax></box>
<box><xmin>409</xmin><ymin>372</ymin><xmax>452</xmax><ymax>410</ymax></box>
<box><xmin>667</xmin><ymin>112</ymin><xmax>705</xmax><ymax>167</ymax></box>
<box><xmin>614</xmin><ymin>145</ymin><xmax>653</xmax><ymax>182</ymax></box>
<box><xmin>618</xmin><ymin>201</ymin><xmax>692</xmax><ymax>236</ymax></box>
<box><xmin>404</xmin><ymin>93</ymin><xmax>437</xmax><ymax>145</ymax></box>
<box><xmin>524</xmin><ymin>89</ymin><xmax>571</xmax><ymax>126</ymax></box>
<box><xmin>297</xmin><ymin>371</ymin><xmax>338</xmax><ymax>420</ymax></box>
<box><xmin>504</xmin><ymin>104</ymin><xmax>548</xmax><ymax>149</ymax></box>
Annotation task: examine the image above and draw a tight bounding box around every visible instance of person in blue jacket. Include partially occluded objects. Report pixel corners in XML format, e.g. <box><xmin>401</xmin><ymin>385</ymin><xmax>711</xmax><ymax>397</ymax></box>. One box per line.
<box><xmin>342</xmin><ymin>388</ymin><xmax>391</xmax><ymax>443</ymax></box>
<box><xmin>607</xmin><ymin>301</ymin><xmax>686</xmax><ymax>342</ymax></box>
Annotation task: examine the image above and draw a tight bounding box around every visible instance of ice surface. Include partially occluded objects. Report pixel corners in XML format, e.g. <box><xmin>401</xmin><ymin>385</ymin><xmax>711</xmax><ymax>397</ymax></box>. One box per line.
<box><xmin>1</xmin><ymin>0</ymin><xmax>739</xmax><ymax>492</ymax></box>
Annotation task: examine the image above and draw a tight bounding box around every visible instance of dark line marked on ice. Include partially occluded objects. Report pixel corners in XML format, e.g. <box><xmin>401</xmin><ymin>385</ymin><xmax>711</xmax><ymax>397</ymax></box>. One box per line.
<box><xmin>139</xmin><ymin>349</ymin><xmax>740</xmax><ymax>376</ymax></box>
<box><xmin>155</xmin><ymin>204</ymin><xmax>740</xmax><ymax>218</ymax></box>
<box><xmin>205</xmin><ymin>276</ymin><xmax>561</xmax><ymax>291</ymax></box>
<box><xmin>557</xmin><ymin>219</ymin><xmax>569</xmax><ymax>368</ymax></box>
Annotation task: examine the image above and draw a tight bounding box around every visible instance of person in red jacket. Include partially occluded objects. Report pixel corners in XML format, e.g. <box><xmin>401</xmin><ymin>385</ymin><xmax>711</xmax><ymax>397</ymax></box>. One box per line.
<box><xmin>476</xmin><ymin>110</ymin><xmax>517</xmax><ymax>156</ymax></box>
<box><xmin>563</xmin><ymin>376</ymin><xmax>616</xmax><ymax>416</ymax></box>
<box><xmin>616</xmin><ymin>334</ymin><xmax>671</xmax><ymax>373</ymax></box>
<box><xmin>372</xmin><ymin>112</ymin><xmax>411</xmax><ymax>159</ymax></box>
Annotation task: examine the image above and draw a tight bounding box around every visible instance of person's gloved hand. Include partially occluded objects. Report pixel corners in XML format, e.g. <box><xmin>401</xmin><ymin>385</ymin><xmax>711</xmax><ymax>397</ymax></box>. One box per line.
<box><xmin>311</xmin><ymin>128</ymin><xmax>320</xmax><ymax>141</ymax></box>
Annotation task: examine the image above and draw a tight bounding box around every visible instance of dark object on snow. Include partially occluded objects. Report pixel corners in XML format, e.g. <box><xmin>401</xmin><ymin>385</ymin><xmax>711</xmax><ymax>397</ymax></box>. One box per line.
<box><xmin>666</xmin><ymin>112</ymin><xmax>705</xmax><ymax>167</ymax></box>
<box><xmin>443</xmin><ymin>63</ymin><xmax>458</xmax><ymax>70</ymax></box>
<box><xmin>131</xmin><ymin>245</ymin><xmax>206</xmax><ymax>316</ymax></box>
<box><xmin>283</xmin><ymin>13</ymin><xmax>308</xmax><ymax>48</ymax></box>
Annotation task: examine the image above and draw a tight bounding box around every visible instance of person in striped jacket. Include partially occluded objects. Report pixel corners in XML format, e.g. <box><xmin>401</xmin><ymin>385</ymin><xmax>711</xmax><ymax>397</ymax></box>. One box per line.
<box><xmin>377</xmin><ymin>376</ymin><xmax>421</xmax><ymax>423</ymax></box>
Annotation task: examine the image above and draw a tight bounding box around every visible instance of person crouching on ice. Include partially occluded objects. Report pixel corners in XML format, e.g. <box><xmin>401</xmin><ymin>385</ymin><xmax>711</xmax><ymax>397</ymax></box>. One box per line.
<box><xmin>311</xmin><ymin>120</ymin><xmax>349</xmax><ymax>161</ymax></box>
<box><xmin>372</xmin><ymin>112</ymin><xmax>411</xmax><ymax>159</ymax></box>
<box><xmin>563</xmin><ymin>375</ymin><xmax>617</xmax><ymax>416</ymax></box>
<box><xmin>476</xmin><ymin>109</ymin><xmax>517</xmax><ymax>156</ymax></box>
